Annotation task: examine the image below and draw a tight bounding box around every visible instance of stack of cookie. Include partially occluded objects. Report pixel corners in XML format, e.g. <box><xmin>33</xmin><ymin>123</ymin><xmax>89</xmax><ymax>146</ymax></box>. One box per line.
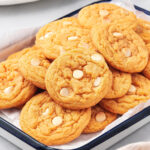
<box><xmin>0</xmin><ymin>3</ymin><xmax>150</xmax><ymax>146</ymax></box>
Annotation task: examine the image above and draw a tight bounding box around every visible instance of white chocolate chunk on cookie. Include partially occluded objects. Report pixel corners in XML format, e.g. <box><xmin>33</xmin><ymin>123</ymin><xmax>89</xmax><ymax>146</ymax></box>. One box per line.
<box><xmin>73</xmin><ymin>70</ymin><xmax>83</xmax><ymax>79</ymax></box>
<box><xmin>96</xmin><ymin>112</ymin><xmax>106</xmax><ymax>122</ymax></box>
<box><xmin>52</xmin><ymin>116</ymin><xmax>63</xmax><ymax>126</ymax></box>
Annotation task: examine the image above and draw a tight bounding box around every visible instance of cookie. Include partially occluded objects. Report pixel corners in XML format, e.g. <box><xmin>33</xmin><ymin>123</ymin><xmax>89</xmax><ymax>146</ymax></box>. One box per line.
<box><xmin>7</xmin><ymin>47</ymin><xmax>33</xmax><ymax>61</ymax></box>
<box><xmin>136</xmin><ymin>19</ymin><xmax>150</xmax><ymax>45</ymax></box>
<box><xmin>20</xmin><ymin>92</ymin><xmax>91</xmax><ymax>145</ymax></box>
<box><xmin>143</xmin><ymin>57</ymin><xmax>150</xmax><ymax>79</ymax></box>
<box><xmin>78</xmin><ymin>3</ymin><xmax>137</xmax><ymax>29</ymax></box>
<box><xmin>83</xmin><ymin>105</ymin><xmax>117</xmax><ymax>133</ymax></box>
<box><xmin>19</xmin><ymin>49</ymin><xmax>50</xmax><ymax>89</ymax></box>
<box><xmin>45</xmin><ymin>49</ymin><xmax>111</xmax><ymax>109</ymax></box>
<box><xmin>0</xmin><ymin>60</ymin><xmax>37</xmax><ymax>109</ymax></box>
<box><xmin>36</xmin><ymin>17</ymin><xmax>96</xmax><ymax>59</ymax></box>
<box><xmin>105</xmin><ymin>68</ymin><xmax>132</xmax><ymax>99</ymax></box>
<box><xmin>100</xmin><ymin>74</ymin><xmax>150</xmax><ymax>114</ymax></box>
<box><xmin>91</xmin><ymin>23</ymin><xmax>149</xmax><ymax>73</ymax></box>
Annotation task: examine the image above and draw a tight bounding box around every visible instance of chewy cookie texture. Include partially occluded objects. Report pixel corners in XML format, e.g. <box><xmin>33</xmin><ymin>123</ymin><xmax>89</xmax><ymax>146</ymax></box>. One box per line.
<box><xmin>18</xmin><ymin>47</ymin><xmax>50</xmax><ymax>89</ymax></box>
<box><xmin>100</xmin><ymin>74</ymin><xmax>150</xmax><ymax>114</ymax></box>
<box><xmin>45</xmin><ymin>49</ymin><xmax>111</xmax><ymax>109</ymax></box>
<box><xmin>20</xmin><ymin>92</ymin><xmax>91</xmax><ymax>145</ymax></box>
<box><xmin>1</xmin><ymin>2</ymin><xmax>150</xmax><ymax>146</ymax></box>
<box><xmin>36</xmin><ymin>17</ymin><xmax>96</xmax><ymax>60</ymax></box>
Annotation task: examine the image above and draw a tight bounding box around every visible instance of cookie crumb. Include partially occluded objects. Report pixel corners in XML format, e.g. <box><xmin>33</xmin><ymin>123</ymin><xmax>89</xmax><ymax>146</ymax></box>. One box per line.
<box><xmin>4</xmin><ymin>86</ymin><xmax>13</xmax><ymax>94</ymax></box>
<box><xmin>73</xmin><ymin>70</ymin><xmax>83</xmax><ymax>79</ymax></box>
<box><xmin>94</xmin><ymin>77</ymin><xmax>101</xmax><ymax>87</ymax></box>
<box><xmin>99</xmin><ymin>10</ymin><xmax>109</xmax><ymax>17</ymax></box>
<box><xmin>96</xmin><ymin>112</ymin><xmax>106</xmax><ymax>122</ymax></box>
<box><xmin>52</xmin><ymin>116</ymin><xmax>63</xmax><ymax>126</ymax></box>
<box><xmin>60</xmin><ymin>88</ymin><xmax>69</xmax><ymax>97</ymax></box>
<box><xmin>31</xmin><ymin>58</ymin><xmax>41</xmax><ymax>66</ymax></box>
<box><xmin>68</xmin><ymin>36</ymin><xmax>78</xmax><ymax>40</ymax></box>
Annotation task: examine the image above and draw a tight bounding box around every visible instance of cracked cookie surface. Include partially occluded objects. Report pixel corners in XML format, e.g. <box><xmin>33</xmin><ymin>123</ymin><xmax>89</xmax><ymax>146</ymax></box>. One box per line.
<box><xmin>83</xmin><ymin>105</ymin><xmax>117</xmax><ymax>133</ymax></box>
<box><xmin>20</xmin><ymin>92</ymin><xmax>91</xmax><ymax>145</ymax></box>
<box><xmin>19</xmin><ymin>47</ymin><xmax>50</xmax><ymax>89</ymax></box>
<box><xmin>91</xmin><ymin>23</ymin><xmax>149</xmax><ymax>73</ymax></box>
<box><xmin>100</xmin><ymin>74</ymin><xmax>150</xmax><ymax>114</ymax></box>
<box><xmin>45</xmin><ymin>49</ymin><xmax>111</xmax><ymax>109</ymax></box>
<box><xmin>0</xmin><ymin>60</ymin><xmax>37</xmax><ymax>109</ymax></box>
<box><xmin>36</xmin><ymin>17</ymin><xmax>96</xmax><ymax>59</ymax></box>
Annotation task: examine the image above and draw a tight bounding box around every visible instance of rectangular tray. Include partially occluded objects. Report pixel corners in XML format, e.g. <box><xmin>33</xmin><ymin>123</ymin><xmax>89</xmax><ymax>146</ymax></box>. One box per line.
<box><xmin>0</xmin><ymin>0</ymin><xmax>150</xmax><ymax>150</ymax></box>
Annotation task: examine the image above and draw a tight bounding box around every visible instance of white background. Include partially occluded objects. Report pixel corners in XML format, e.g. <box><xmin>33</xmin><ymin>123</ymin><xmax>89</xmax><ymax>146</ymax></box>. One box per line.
<box><xmin>0</xmin><ymin>0</ymin><xmax>150</xmax><ymax>150</ymax></box>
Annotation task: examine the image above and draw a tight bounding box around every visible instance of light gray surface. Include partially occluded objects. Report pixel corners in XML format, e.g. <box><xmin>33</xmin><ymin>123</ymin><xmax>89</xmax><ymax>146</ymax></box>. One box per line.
<box><xmin>0</xmin><ymin>0</ymin><xmax>150</xmax><ymax>150</ymax></box>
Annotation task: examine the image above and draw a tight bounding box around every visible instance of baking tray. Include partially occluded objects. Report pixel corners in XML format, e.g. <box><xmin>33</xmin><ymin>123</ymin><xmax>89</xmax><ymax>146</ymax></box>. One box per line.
<box><xmin>0</xmin><ymin>0</ymin><xmax>150</xmax><ymax>150</ymax></box>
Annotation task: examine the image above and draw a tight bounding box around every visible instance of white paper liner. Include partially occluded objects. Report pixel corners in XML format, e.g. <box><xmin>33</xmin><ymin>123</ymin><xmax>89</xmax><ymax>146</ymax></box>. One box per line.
<box><xmin>0</xmin><ymin>0</ymin><xmax>150</xmax><ymax>149</ymax></box>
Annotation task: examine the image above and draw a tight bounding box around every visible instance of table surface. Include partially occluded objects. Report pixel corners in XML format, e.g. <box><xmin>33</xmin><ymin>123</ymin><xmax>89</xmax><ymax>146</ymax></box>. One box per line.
<box><xmin>0</xmin><ymin>0</ymin><xmax>150</xmax><ymax>150</ymax></box>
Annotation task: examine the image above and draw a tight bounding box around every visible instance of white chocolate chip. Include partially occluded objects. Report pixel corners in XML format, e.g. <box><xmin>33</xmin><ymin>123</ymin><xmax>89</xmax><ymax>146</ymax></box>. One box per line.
<box><xmin>96</xmin><ymin>112</ymin><xmax>106</xmax><ymax>122</ymax></box>
<box><xmin>31</xmin><ymin>58</ymin><xmax>41</xmax><ymax>66</ymax></box>
<box><xmin>52</xmin><ymin>116</ymin><xmax>63</xmax><ymax>126</ymax></box>
<box><xmin>99</xmin><ymin>10</ymin><xmax>109</xmax><ymax>17</ymax></box>
<box><xmin>128</xmin><ymin>85</ymin><xmax>136</xmax><ymax>93</ymax></box>
<box><xmin>113</xmin><ymin>32</ymin><xmax>122</xmax><ymax>37</ymax></box>
<box><xmin>39</xmin><ymin>36</ymin><xmax>44</xmax><ymax>40</ymax></box>
<box><xmin>60</xmin><ymin>88</ymin><xmax>69</xmax><ymax>97</ymax></box>
<box><xmin>63</xmin><ymin>21</ymin><xmax>72</xmax><ymax>25</ymax></box>
<box><xmin>68</xmin><ymin>36</ymin><xmax>78</xmax><ymax>41</ymax></box>
<box><xmin>44</xmin><ymin>32</ymin><xmax>53</xmax><ymax>38</ymax></box>
<box><xmin>4</xmin><ymin>86</ymin><xmax>13</xmax><ymax>94</ymax></box>
<box><xmin>42</xmin><ymin>108</ymin><xmax>49</xmax><ymax>116</ymax></box>
<box><xmin>94</xmin><ymin>77</ymin><xmax>101</xmax><ymax>87</ymax></box>
<box><xmin>73</xmin><ymin>70</ymin><xmax>83</xmax><ymax>79</ymax></box>
<box><xmin>122</xmin><ymin>48</ymin><xmax>131</xmax><ymax>57</ymax></box>
<box><xmin>91</xmin><ymin>54</ymin><xmax>103</xmax><ymax>62</ymax></box>
<box><xmin>59</xmin><ymin>46</ymin><xmax>65</xmax><ymax>55</ymax></box>
<box><xmin>39</xmin><ymin>32</ymin><xmax>53</xmax><ymax>40</ymax></box>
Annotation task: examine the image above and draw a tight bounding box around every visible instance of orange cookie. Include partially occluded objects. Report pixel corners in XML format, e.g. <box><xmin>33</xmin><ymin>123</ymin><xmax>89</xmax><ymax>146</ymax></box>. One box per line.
<box><xmin>91</xmin><ymin>23</ymin><xmax>149</xmax><ymax>73</ymax></box>
<box><xmin>105</xmin><ymin>68</ymin><xmax>131</xmax><ymax>99</ymax></box>
<box><xmin>83</xmin><ymin>105</ymin><xmax>117</xmax><ymax>133</ymax></box>
<box><xmin>36</xmin><ymin>17</ymin><xmax>96</xmax><ymax>60</ymax></box>
<box><xmin>143</xmin><ymin>56</ymin><xmax>150</xmax><ymax>79</ymax></box>
<box><xmin>0</xmin><ymin>60</ymin><xmax>37</xmax><ymax>109</ymax></box>
<box><xmin>20</xmin><ymin>92</ymin><xmax>91</xmax><ymax>145</ymax></box>
<box><xmin>19</xmin><ymin>48</ymin><xmax>50</xmax><ymax>89</ymax></box>
<box><xmin>100</xmin><ymin>74</ymin><xmax>150</xmax><ymax>114</ymax></box>
<box><xmin>136</xmin><ymin>19</ymin><xmax>150</xmax><ymax>45</ymax></box>
<box><xmin>7</xmin><ymin>47</ymin><xmax>34</xmax><ymax>61</ymax></box>
<box><xmin>78</xmin><ymin>3</ymin><xmax>137</xmax><ymax>29</ymax></box>
<box><xmin>45</xmin><ymin>49</ymin><xmax>111</xmax><ymax>109</ymax></box>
